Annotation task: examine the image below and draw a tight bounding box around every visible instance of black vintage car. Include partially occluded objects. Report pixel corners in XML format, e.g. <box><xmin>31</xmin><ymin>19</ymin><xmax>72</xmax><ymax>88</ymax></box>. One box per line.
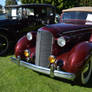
<box><xmin>0</xmin><ymin>4</ymin><xmax>55</xmax><ymax>55</ymax></box>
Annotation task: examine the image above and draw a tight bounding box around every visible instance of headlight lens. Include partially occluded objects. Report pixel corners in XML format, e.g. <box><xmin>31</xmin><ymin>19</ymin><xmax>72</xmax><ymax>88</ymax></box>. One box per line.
<box><xmin>26</xmin><ymin>32</ymin><xmax>32</xmax><ymax>41</ymax></box>
<box><xmin>57</xmin><ymin>37</ymin><xmax>66</xmax><ymax>47</ymax></box>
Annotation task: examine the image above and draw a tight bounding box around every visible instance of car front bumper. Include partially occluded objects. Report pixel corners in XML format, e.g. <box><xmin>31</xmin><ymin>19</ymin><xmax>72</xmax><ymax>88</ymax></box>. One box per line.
<box><xmin>11</xmin><ymin>57</ymin><xmax>76</xmax><ymax>81</ymax></box>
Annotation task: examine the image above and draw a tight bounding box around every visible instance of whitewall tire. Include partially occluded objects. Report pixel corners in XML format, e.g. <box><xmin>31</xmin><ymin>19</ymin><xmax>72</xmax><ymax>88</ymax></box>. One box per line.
<box><xmin>81</xmin><ymin>57</ymin><xmax>92</xmax><ymax>85</ymax></box>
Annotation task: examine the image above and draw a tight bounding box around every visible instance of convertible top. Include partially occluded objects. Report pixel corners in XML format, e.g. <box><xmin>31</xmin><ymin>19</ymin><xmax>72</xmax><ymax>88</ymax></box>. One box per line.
<box><xmin>62</xmin><ymin>7</ymin><xmax>92</xmax><ymax>12</ymax></box>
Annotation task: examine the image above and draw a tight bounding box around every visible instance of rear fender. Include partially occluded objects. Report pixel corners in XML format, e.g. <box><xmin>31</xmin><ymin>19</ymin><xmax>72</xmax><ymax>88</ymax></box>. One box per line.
<box><xmin>57</xmin><ymin>41</ymin><xmax>92</xmax><ymax>74</ymax></box>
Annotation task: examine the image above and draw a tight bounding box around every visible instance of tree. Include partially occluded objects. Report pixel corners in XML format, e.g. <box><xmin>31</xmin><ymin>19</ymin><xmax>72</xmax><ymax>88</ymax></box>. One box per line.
<box><xmin>19</xmin><ymin>0</ymin><xmax>92</xmax><ymax>14</ymax></box>
<box><xmin>79</xmin><ymin>0</ymin><xmax>92</xmax><ymax>6</ymax></box>
<box><xmin>20</xmin><ymin>0</ymin><xmax>46</xmax><ymax>4</ymax></box>
<box><xmin>5</xmin><ymin>0</ymin><xmax>17</xmax><ymax>6</ymax></box>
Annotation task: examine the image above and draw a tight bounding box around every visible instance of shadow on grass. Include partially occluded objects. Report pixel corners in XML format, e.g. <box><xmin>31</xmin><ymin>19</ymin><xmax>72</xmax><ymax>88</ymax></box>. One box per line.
<box><xmin>37</xmin><ymin>72</ymin><xmax>92</xmax><ymax>88</ymax></box>
<box><xmin>79</xmin><ymin>76</ymin><xmax>92</xmax><ymax>88</ymax></box>
<box><xmin>1</xmin><ymin>50</ymin><xmax>14</xmax><ymax>57</ymax></box>
<box><xmin>0</xmin><ymin>45</ymin><xmax>15</xmax><ymax>57</ymax></box>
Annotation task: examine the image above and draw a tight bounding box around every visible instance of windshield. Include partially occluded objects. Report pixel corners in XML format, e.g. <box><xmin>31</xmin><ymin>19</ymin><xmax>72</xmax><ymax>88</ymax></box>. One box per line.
<box><xmin>62</xmin><ymin>11</ymin><xmax>92</xmax><ymax>21</ymax></box>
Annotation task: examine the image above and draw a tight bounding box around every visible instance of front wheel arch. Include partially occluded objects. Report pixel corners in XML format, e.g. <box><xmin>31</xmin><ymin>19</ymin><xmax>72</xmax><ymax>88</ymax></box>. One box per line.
<box><xmin>0</xmin><ymin>32</ymin><xmax>10</xmax><ymax>55</ymax></box>
<box><xmin>80</xmin><ymin>56</ymin><xmax>92</xmax><ymax>85</ymax></box>
<box><xmin>75</xmin><ymin>55</ymin><xmax>92</xmax><ymax>85</ymax></box>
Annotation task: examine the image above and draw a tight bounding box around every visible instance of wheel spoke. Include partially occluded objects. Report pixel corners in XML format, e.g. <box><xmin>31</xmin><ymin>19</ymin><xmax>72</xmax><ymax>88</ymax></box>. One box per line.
<box><xmin>82</xmin><ymin>64</ymin><xmax>89</xmax><ymax>74</ymax></box>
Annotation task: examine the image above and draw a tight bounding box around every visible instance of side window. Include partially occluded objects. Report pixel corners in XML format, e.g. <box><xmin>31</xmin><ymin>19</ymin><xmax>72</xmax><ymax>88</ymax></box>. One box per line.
<box><xmin>5</xmin><ymin>8</ymin><xmax>12</xmax><ymax>18</ymax></box>
<box><xmin>42</xmin><ymin>8</ymin><xmax>47</xmax><ymax>16</ymax></box>
<box><xmin>47</xmin><ymin>8</ymin><xmax>53</xmax><ymax>16</ymax></box>
<box><xmin>11</xmin><ymin>8</ymin><xmax>17</xmax><ymax>19</ymax></box>
<box><xmin>62</xmin><ymin>13</ymin><xmax>71</xmax><ymax>20</ymax></box>
<box><xmin>18</xmin><ymin>8</ymin><xmax>22</xmax><ymax>18</ymax></box>
<box><xmin>22</xmin><ymin>8</ymin><xmax>35</xmax><ymax>18</ymax></box>
<box><xmin>22</xmin><ymin>8</ymin><xmax>27</xmax><ymax>16</ymax></box>
<box><xmin>26</xmin><ymin>8</ymin><xmax>34</xmax><ymax>16</ymax></box>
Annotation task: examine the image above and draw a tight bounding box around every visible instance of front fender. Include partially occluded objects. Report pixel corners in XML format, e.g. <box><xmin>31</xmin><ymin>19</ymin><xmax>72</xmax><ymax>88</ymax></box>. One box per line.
<box><xmin>57</xmin><ymin>41</ymin><xmax>92</xmax><ymax>74</ymax></box>
<box><xmin>15</xmin><ymin>35</ymin><xmax>36</xmax><ymax>58</ymax></box>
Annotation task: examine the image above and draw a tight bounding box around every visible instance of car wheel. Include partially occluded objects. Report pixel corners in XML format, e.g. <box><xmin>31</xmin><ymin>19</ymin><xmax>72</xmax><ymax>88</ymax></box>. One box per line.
<box><xmin>81</xmin><ymin>57</ymin><xmax>92</xmax><ymax>85</ymax></box>
<box><xmin>0</xmin><ymin>34</ymin><xmax>9</xmax><ymax>55</ymax></box>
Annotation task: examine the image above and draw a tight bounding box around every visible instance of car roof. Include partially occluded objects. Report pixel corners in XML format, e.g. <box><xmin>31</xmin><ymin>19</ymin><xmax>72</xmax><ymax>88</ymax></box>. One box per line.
<box><xmin>5</xmin><ymin>4</ymin><xmax>55</xmax><ymax>9</ymax></box>
<box><xmin>62</xmin><ymin>7</ymin><xmax>92</xmax><ymax>12</ymax></box>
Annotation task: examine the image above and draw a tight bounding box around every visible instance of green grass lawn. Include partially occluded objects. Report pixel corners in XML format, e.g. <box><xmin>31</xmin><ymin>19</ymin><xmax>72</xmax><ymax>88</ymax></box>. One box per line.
<box><xmin>0</xmin><ymin>55</ymin><xmax>92</xmax><ymax>92</ymax></box>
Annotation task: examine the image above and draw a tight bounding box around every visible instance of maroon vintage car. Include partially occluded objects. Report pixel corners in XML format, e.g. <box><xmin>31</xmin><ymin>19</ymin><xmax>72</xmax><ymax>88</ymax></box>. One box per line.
<box><xmin>11</xmin><ymin>7</ymin><xmax>92</xmax><ymax>85</ymax></box>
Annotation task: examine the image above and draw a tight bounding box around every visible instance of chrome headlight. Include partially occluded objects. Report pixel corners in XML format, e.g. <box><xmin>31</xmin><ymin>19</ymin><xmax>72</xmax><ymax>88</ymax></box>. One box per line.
<box><xmin>57</xmin><ymin>37</ymin><xmax>66</xmax><ymax>47</ymax></box>
<box><xmin>26</xmin><ymin>32</ymin><xmax>32</xmax><ymax>41</ymax></box>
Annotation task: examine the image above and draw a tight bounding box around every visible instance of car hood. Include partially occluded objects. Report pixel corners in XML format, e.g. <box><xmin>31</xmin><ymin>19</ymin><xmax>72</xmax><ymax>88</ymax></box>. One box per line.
<box><xmin>0</xmin><ymin>19</ymin><xmax>17</xmax><ymax>27</ymax></box>
<box><xmin>39</xmin><ymin>23</ymin><xmax>92</xmax><ymax>37</ymax></box>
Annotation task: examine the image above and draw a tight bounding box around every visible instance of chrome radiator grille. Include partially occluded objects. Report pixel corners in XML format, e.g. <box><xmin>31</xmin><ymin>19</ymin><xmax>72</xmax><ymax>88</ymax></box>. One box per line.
<box><xmin>35</xmin><ymin>30</ymin><xmax>53</xmax><ymax>67</ymax></box>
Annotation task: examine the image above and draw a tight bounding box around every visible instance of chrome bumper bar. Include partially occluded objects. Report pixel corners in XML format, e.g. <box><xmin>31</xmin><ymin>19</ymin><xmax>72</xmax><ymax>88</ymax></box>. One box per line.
<box><xmin>11</xmin><ymin>57</ymin><xmax>75</xmax><ymax>81</ymax></box>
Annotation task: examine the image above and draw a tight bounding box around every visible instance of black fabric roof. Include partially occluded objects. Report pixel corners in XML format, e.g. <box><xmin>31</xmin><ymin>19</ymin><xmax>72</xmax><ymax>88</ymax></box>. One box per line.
<box><xmin>5</xmin><ymin>4</ymin><xmax>55</xmax><ymax>9</ymax></box>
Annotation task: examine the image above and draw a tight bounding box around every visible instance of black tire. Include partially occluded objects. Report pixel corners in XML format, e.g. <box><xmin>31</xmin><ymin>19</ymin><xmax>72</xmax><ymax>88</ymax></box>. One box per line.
<box><xmin>0</xmin><ymin>33</ymin><xmax>9</xmax><ymax>56</ymax></box>
<box><xmin>80</xmin><ymin>57</ymin><xmax>92</xmax><ymax>85</ymax></box>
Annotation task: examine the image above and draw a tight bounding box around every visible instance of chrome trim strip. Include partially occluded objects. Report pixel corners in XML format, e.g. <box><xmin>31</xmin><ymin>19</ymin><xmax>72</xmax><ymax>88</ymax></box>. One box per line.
<box><xmin>11</xmin><ymin>57</ymin><xmax>75</xmax><ymax>81</ymax></box>
<box><xmin>62</xmin><ymin>27</ymin><xmax>92</xmax><ymax>34</ymax></box>
<box><xmin>21</xmin><ymin>61</ymin><xmax>50</xmax><ymax>75</ymax></box>
<box><xmin>11</xmin><ymin>57</ymin><xmax>20</xmax><ymax>65</ymax></box>
<box><xmin>54</xmin><ymin>70</ymin><xmax>75</xmax><ymax>80</ymax></box>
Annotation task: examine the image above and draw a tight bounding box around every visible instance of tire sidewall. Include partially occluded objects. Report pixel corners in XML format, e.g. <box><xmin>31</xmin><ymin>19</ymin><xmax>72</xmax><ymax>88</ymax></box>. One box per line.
<box><xmin>0</xmin><ymin>33</ymin><xmax>9</xmax><ymax>55</ymax></box>
<box><xmin>81</xmin><ymin>58</ymin><xmax>92</xmax><ymax>85</ymax></box>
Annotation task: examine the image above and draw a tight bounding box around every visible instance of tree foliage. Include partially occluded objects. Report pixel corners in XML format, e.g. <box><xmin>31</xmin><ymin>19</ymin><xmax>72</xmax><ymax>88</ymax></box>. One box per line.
<box><xmin>5</xmin><ymin>0</ymin><xmax>17</xmax><ymax>6</ymax></box>
<box><xmin>20</xmin><ymin>0</ymin><xmax>92</xmax><ymax>14</ymax></box>
<box><xmin>79</xmin><ymin>0</ymin><xmax>92</xmax><ymax>6</ymax></box>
